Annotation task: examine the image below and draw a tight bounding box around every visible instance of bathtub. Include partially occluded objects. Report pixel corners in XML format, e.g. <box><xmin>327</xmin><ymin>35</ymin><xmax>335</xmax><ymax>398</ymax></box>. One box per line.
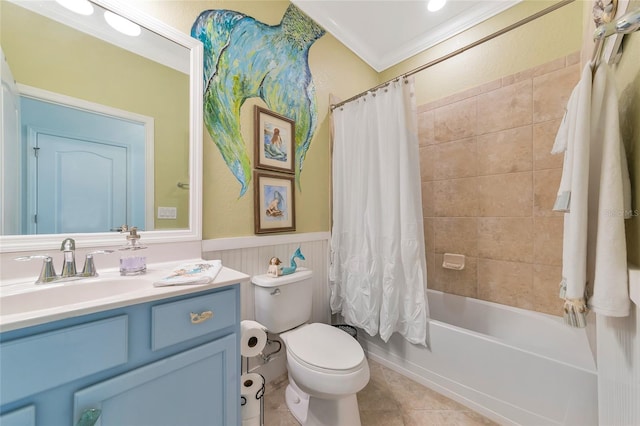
<box><xmin>361</xmin><ymin>289</ymin><xmax>598</xmax><ymax>426</ymax></box>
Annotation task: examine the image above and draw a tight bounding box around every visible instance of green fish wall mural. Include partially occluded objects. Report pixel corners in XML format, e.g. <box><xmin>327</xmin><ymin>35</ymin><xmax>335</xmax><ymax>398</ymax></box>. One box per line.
<box><xmin>191</xmin><ymin>5</ymin><xmax>326</xmax><ymax>196</ymax></box>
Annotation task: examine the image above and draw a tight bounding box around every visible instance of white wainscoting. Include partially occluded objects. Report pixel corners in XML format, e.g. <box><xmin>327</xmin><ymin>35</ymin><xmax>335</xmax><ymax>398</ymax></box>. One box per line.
<box><xmin>596</xmin><ymin>304</ymin><xmax>640</xmax><ymax>425</ymax></box>
<box><xmin>202</xmin><ymin>232</ymin><xmax>331</xmax><ymax>381</ymax></box>
<box><xmin>202</xmin><ymin>232</ymin><xmax>330</xmax><ymax>323</ymax></box>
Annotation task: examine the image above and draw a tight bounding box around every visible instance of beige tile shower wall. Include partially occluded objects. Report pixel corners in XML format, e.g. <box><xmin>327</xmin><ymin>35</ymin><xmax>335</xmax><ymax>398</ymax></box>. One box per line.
<box><xmin>419</xmin><ymin>53</ymin><xmax>581</xmax><ymax>316</ymax></box>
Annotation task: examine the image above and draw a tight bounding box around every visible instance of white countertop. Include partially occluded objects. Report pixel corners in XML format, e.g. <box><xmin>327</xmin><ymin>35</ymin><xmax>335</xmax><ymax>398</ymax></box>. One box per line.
<box><xmin>0</xmin><ymin>260</ymin><xmax>249</xmax><ymax>333</ymax></box>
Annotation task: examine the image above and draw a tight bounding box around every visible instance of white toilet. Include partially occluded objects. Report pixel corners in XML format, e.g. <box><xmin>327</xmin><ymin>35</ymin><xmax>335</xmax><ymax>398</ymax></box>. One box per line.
<box><xmin>252</xmin><ymin>268</ymin><xmax>370</xmax><ymax>426</ymax></box>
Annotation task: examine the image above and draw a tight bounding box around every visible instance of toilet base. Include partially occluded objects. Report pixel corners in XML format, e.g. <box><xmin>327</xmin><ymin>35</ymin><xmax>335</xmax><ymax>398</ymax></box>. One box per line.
<box><xmin>285</xmin><ymin>379</ymin><xmax>309</xmax><ymax>424</ymax></box>
<box><xmin>285</xmin><ymin>376</ymin><xmax>362</xmax><ymax>426</ymax></box>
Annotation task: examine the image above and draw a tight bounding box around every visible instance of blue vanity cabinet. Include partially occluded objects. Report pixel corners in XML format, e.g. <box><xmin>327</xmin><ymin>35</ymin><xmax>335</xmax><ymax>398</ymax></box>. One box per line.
<box><xmin>0</xmin><ymin>405</ymin><xmax>36</xmax><ymax>426</ymax></box>
<box><xmin>0</xmin><ymin>284</ymin><xmax>240</xmax><ymax>426</ymax></box>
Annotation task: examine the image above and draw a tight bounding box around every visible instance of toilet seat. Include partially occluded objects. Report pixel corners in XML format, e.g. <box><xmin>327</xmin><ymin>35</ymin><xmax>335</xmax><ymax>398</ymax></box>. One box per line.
<box><xmin>285</xmin><ymin>323</ymin><xmax>365</xmax><ymax>373</ymax></box>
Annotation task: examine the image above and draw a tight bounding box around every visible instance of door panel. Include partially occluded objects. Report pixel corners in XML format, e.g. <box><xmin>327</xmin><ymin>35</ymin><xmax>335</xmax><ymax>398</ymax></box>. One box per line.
<box><xmin>20</xmin><ymin>96</ymin><xmax>147</xmax><ymax>234</ymax></box>
<box><xmin>0</xmin><ymin>405</ymin><xmax>36</xmax><ymax>426</ymax></box>
<box><xmin>36</xmin><ymin>134</ymin><xmax>128</xmax><ymax>234</ymax></box>
<box><xmin>74</xmin><ymin>336</ymin><xmax>238</xmax><ymax>426</ymax></box>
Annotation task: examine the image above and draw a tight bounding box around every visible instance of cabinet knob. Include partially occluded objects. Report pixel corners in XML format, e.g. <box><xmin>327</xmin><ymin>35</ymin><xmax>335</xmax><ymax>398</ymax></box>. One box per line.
<box><xmin>76</xmin><ymin>408</ymin><xmax>102</xmax><ymax>426</ymax></box>
<box><xmin>190</xmin><ymin>310</ymin><xmax>214</xmax><ymax>324</ymax></box>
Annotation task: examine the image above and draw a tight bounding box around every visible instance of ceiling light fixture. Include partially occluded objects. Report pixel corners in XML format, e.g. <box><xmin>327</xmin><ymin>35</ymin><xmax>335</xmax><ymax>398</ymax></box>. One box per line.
<box><xmin>427</xmin><ymin>0</ymin><xmax>447</xmax><ymax>12</ymax></box>
<box><xmin>55</xmin><ymin>0</ymin><xmax>94</xmax><ymax>16</ymax></box>
<box><xmin>104</xmin><ymin>11</ymin><xmax>141</xmax><ymax>37</ymax></box>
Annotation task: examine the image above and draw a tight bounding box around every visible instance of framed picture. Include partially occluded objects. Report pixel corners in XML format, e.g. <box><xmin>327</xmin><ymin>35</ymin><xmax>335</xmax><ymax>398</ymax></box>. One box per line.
<box><xmin>254</xmin><ymin>171</ymin><xmax>296</xmax><ymax>234</ymax></box>
<box><xmin>254</xmin><ymin>106</ymin><xmax>295</xmax><ymax>174</ymax></box>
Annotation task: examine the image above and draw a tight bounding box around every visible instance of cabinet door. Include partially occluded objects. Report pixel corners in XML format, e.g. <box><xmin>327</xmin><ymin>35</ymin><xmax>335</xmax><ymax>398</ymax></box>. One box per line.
<box><xmin>74</xmin><ymin>335</ymin><xmax>238</xmax><ymax>426</ymax></box>
<box><xmin>0</xmin><ymin>405</ymin><xmax>35</xmax><ymax>426</ymax></box>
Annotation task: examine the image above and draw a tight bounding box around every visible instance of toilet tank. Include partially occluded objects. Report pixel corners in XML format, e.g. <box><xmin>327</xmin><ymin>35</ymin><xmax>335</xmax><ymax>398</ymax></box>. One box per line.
<box><xmin>252</xmin><ymin>268</ymin><xmax>313</xmax><ymax>333</ymax></box>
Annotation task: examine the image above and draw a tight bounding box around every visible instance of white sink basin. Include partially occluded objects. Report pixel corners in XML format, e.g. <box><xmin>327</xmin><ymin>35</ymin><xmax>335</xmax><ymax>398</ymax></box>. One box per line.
<box><xmin>0</xmin><ymin>261</ymin><xmax>248</xmax><ymax>333</ymax></box>
<box><xmin>0</xmin><ymin>276</ymin><xmax>153</xmax><ymax>316</ymax></box>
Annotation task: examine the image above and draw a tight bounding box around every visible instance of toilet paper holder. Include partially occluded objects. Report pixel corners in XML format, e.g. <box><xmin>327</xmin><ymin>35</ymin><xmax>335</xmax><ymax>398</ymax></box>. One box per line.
<box><xmin>261</xmin><ymin>336</ymin><xmax>282</xmax><ymax>363</ymax></box>
<box><xmin>241</xmin><ymin>373</ymin><xmax>265</xmax><ymax>426</ymax></box>
<box><xmin>240</xmin><ymin>376</ymin><xmax>265</xmax><ymax>405</ymax></box>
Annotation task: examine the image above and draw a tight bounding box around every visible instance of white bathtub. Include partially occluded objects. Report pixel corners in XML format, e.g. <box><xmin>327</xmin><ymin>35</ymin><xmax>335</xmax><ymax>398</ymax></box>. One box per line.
<box><xmin>361</xmin><ymin>289</ymin><xmax>598</xmax><ymax>426</ymax></box>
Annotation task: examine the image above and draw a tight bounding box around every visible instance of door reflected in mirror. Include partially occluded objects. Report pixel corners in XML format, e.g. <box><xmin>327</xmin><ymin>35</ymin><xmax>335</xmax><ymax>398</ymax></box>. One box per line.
<box><xmin>20</xmin><ymin>92</ymin><xmax>151</xmax><ymax>235</ymax></box>
<box><xmin>1</xmin><ymin>0</ymin><xmax>192</xmax><ymax>237</ymax></box>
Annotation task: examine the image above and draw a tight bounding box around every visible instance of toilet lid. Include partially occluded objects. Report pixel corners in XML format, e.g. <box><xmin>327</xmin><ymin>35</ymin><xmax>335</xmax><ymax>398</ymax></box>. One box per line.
<box><xmin>285</xmin><ymin>323</ymin><xmax>364</xmax><ymax>371</ymax></box>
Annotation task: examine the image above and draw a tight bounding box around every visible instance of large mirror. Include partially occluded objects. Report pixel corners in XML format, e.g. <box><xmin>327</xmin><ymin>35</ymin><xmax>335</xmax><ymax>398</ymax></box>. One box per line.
<box><xmin>0</xmin><ymin>0</ymin><xmax>203</xmax><ymax>252</ymax></box>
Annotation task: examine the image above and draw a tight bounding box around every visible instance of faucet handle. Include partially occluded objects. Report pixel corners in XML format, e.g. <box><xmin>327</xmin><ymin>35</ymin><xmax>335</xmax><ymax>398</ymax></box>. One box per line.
<box><xmin>15</xmin><ymin>255</ymin><xmax>57</xmax><ymax>284</ymax></box>
<box><xmin>81</xmin><ymin>250</ymin><xmax>115</xmax><ymax>277</ymax></box>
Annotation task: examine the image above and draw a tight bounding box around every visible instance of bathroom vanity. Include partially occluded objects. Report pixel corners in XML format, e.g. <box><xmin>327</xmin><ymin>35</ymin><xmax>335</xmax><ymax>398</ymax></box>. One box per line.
<box><xmin>0</xmin><ymin>0</ymin><xmax>236</xmax><ymax>423</ymax></box>
<box><xmin>0</xmin><ymin>266</ymin><xmax>248</xmax><ymax>426</ymax></box>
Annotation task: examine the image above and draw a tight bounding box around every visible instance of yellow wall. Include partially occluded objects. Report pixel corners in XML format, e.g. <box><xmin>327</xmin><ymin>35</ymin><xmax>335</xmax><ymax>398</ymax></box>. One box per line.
<box><xmin>1</xmin><ymin>2</ymin><xmax>190</xmax><ymax>230</ymax></box>
<box><xmin>129</xmin><ymin>0</ymin><xmax>379</xmax><ymax>239</ymax></box>
<box><xmin>383</xmin><ymin>0</ymin><xmax>584</xmax><ymax>105</ymax></box>
<box><xmin>131</xmin><ymin>0</ymin><xmax>590</xmax><ymax>240</ymax></box>
<box><xmin>10</xmin><ymin>0</ymin><xmax>601</xmax><ymax>240</ymax></box>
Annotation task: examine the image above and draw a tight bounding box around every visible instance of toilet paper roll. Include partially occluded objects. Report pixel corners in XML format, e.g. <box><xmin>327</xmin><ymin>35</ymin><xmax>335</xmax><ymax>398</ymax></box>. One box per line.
<box><xmin>240</xmin><ymin>320</ymin><xmax>267</xmax><ymax>357</ymax></box>
<box><xmin>241</xmin><ymin>373</ymin><xmax>264</xmax><ymax>420</ymax></box>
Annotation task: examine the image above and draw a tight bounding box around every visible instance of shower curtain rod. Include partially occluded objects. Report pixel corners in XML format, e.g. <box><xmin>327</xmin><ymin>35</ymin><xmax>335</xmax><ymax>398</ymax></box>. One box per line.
<box><xmin>330</xmin><ymin>0</ymin><xmax>575</xmax><ymax>111</ymax></box>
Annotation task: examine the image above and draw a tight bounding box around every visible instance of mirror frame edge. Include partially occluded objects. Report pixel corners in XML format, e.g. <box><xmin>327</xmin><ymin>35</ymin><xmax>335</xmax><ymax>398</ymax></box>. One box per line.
<box><xmin>0</xmin><ymin>0</ymin><xmax>204</xmax><ymax>253</ymax></box>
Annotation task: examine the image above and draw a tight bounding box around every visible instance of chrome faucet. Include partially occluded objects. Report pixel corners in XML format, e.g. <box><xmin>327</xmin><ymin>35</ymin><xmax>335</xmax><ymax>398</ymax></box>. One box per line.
<box><xmin>15</xmin><ymin>238</ymin><xmax>113</xmax><ymax>284</ymax></box>
<box><xmin>60</xmin><ymin>238</ymin><xmax>77</xmax><ymax>278</ymax></box>
<box><xmin>13</xmin><ymin>255</ymin><xmax>58</xmax><ymax>284</ymax></box>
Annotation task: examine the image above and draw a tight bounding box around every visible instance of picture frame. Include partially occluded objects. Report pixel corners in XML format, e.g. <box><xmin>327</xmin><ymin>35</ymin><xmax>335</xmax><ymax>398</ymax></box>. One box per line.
<box><xmin>254</xmin><ymin>171</ymin><xmax>296</xmax><ymax>234</ymax></box>
<box><xmin>254</xmin><ymin>106</ymin><xmax>295</xmax><ymax>174</ymax></box>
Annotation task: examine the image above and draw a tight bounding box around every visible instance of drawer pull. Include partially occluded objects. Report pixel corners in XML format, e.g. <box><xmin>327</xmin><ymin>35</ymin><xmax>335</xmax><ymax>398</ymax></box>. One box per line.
<box><xmin>76</xmin><ymin>408</ymin><xmax>102</xmax><ymax>426</ymax></box>
<box><xmin>190</xmin><ymin>310</ymin><xmax>214</xmax><ymax>324</ymax></box>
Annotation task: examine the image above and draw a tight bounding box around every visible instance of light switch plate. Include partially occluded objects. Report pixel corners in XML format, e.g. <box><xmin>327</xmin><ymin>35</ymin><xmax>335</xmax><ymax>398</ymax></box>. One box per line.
<box><xmin>157</xmin><ymin>207</ymin><xmax>177</xmax><ymax>219</ymax></box>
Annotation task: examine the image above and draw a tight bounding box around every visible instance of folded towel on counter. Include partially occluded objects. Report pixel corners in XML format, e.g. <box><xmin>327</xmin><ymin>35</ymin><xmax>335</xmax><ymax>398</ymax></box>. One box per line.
<box><xmin>153</xmin><ymin>260</ymin><xmax>222</xmax><ymax>287</ymax></box>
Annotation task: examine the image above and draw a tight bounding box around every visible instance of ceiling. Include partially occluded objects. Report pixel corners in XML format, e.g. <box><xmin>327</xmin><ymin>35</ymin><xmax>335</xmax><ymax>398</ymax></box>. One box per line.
<box><xmin>291</xmin><ymin>0</ymin><xmax>521</xmax><ymax>72</ymax></box>
<box><xmin>10</xmin><ymin>0</ymin><xmax>189</xmax><ymax>73</ymax></box>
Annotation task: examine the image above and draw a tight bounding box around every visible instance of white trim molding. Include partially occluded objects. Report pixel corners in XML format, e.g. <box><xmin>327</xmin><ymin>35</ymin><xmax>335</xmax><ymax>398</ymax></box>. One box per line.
<box><xmin>202</xmin><ymin>232</ymin><xmax>330</xmax><ymax>252</ymax></box>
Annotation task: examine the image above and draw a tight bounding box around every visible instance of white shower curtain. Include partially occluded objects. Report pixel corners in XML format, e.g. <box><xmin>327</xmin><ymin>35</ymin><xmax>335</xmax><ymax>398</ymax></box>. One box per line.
<box><xmin>330</xmin><ymin>77</ymin><xmax>429</xmax><ymax>345</ymax></box>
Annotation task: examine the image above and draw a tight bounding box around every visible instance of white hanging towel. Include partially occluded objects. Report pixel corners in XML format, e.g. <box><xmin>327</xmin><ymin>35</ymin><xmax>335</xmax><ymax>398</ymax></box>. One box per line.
<box><xmin>552</xmin><ymin>64</ymin><xmax>593</xmax><ymax>327</ymax></box>
<box><xmin>553</xmin><ymin>62</ymin><xmax>632</xmax><ymax>327</ymax></box>
<box><xmin>588</xmin><ymin>63</ymin><xmax>632</xmax><ymax>317</ymax></box>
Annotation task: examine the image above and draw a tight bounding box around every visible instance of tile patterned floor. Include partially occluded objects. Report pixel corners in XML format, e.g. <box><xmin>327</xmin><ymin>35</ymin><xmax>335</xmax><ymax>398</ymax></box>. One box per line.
<box><xmin>263</xmin><ymin>358</ymin><xmax>499</xmax><ymax>426</ymax></box>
